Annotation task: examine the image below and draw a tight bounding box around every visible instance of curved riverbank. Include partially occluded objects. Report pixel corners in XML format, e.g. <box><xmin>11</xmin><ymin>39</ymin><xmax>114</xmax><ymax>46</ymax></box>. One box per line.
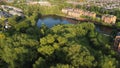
<box><xmin>37</xmin><ymin>15</ymin><xmax>117</xmax><ymax>35</ymax></box>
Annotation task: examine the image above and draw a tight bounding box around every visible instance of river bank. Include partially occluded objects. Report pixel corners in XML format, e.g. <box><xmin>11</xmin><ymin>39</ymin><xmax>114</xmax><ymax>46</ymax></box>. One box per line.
<box><xmin>37</xmin><ymin>15</ymin><xmax>117</xmax><ymax>35</ymax></box>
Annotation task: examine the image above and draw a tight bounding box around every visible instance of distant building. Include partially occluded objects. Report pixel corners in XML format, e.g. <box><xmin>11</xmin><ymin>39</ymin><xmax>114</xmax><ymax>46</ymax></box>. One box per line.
<box><xmin>9</xmin><ymin>10</ymin><xmax>23</xmax><ymax>16</ymax></box>
<box><xmin>73</xmin><ymin>9</ymin><xmax>84</xmax><ymax>16</ymax></box>
<box><xmin>0</xmin><ymin>0</ymin><xmax>14</xmax><ymax>2</ymax></box>
<box><xmin>102</xmin><ymin>14</ymin><xmax>117</xmax><ymax>24</ymax></box>
<box><xmin>27</xmin><ymin>1</ymin><xmax>51</xmax><ymax>6</ymax></box>
<box><xmin>1</xmin><ymin>5</ymin><xmax>23</xmax><ymax>12</ymax></box>
<box><xmin>62</xmin><ymin>8</ymin><xmax>96</xmax><ymax>18</ymax></box>
<box><xmin>0</xmin><ymin>11</ymin><xmax>11</xmax><ymax>18</ymax></box>
<box><xmin>1</xmin><ymin>5</ymin><xmax>24</xmax><ymax>16</ymax></box>
<box><xmin>62</xmin><ymin>8</ymin><xmax>73</xmax><ymax>14</ymax></box>
<box><xmin>83</xmin><ymin>11</ymin><xmax>96</xmax><ymax>18</ymax></box>
<box><xmin>68</xmin><ymin>11</ymin><xmax>81</xmax><ymax>18</ymax></box>
<box><xmin>114</xmin><ymin>32</ymin><xmax>120</xmax><ymax>53</ymax></box>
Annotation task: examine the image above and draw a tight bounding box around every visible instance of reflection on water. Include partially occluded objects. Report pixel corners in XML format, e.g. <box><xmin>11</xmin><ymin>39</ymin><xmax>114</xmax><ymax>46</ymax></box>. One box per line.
<box><xmin>37</xmin><ymin>15</ymin><xmax>113</xmax><ymax>35</ymax></box>
<box><xmin>95</xmin><ymin>25</ymin><xmax>113</xmax><ymax>35</ymax></box>
<box><xmin>37</xmin><ymin>17</ymin><xmax>70</xmax><ymax>28</ymax></box>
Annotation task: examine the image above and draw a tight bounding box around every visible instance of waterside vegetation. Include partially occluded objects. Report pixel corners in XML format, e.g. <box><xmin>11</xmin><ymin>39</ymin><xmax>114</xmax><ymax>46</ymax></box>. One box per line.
<box><xmin>0</xmin><ymin>0</ymin><xmax>120</xmax><ymax>68</ymax></box>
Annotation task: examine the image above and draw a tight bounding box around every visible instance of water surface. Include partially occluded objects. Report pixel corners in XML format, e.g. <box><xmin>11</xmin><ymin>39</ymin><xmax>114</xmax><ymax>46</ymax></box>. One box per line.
<box><xmin>37</xmin><ymin>15</ymin><xmax>113</xmax><ymax>35</ymax></box>
<box><xmin>37</xmin><ymin>16</ymin><xmax>71</xmax><ymax>28</ymax></box>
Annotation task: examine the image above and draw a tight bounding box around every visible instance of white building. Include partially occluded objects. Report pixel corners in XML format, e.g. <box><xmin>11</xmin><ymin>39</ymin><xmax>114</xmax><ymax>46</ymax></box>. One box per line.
<box><xmin>27</xmin><ymin>1</ymin><xmax>51</xmax><ymax>6</ymax></box>
<box><xmin>1</xmin><ymin>5</ymin><xmax>23</xmax><ymax>16</ymax></box>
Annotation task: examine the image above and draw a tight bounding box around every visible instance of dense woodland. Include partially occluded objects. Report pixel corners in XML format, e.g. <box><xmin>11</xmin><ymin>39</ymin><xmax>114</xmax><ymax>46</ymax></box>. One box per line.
<box><xmin>1</xmin><ymin>21</ymin><xmax>120</xmax><ymax>68</ymax></box>
<box><xmin>0</xmin><ymin>0</ymin><xmax>120</xmax><ymax>68</ymax></box>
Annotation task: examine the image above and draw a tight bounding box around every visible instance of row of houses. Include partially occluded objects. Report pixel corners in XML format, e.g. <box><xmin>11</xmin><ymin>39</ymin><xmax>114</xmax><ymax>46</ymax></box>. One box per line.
<box><xmin>67</xmin><ymin>0</ymin><xmax>120</xmax><ymax>10</ymax></box>
<box><xmin>62</xmin><ymin>8</ymin><xmax>117</xmax><ymax>24</ymax></box>
<box><xmin>86</xmin><ymin>0</ymin><xmax>120</xmax><ymax>10</ymax></box>
<box><xmin>102</xmin><ymin>14</ymin><xmax>117</xmax><ymax>24</ymax></box>
<box><xmin>62</xmin><ymin>8</ymin><xmax>96</xmax><ymax>18</ymax></box>
<box><xmin>1</xmin><ymin>5</ymin><xmax>24</xmax><ymax>16</ymax></box>
<box><xmin>26</xmin><ymin>1</ymin><xmax>52</xmax><ymax>6</ymax></box>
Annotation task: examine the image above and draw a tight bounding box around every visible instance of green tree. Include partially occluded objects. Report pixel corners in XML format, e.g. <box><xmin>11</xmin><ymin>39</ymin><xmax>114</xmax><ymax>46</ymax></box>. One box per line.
<box><xmin>100</xmin><ymin>56</ymin><xmax>118</xmax><ymax>68</ymax></box>
<box><xmin>33</xmin><ymin>57</ymin><xmax>47</xmax><ymax>68</ymax></box>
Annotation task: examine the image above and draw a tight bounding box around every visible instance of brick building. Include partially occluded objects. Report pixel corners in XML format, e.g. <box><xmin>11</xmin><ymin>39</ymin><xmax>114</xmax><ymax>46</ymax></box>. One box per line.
<box><xmin>68</xmin><ymin>11</ymin><xmax>81</xmax><ymax>18</ymax></box>
<box><xmin>62</xmin><ymin>8</ymin><xmax>96</xmax><ymax>18</ymax></box>
<box><xmin>102</xmin><ymin>14</ymin><xmax>117</xmax><ymax>24</ymax></box>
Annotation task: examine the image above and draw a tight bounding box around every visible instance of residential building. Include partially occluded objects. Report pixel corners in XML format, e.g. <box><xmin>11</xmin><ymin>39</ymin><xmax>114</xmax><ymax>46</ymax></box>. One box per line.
<box><xmin>62</xmin><ymin>8</ymin><xmax>96</xmax><ymax>18</ymax></box>
<box><xmin>102</xmin><ymin>14</ymin><xmax>117</xmax><ymax>24</ymax></box>
<box><xmin>83</xmin><ymin>11</ymin><xmax>96</xmax><ymax>18</ymax></box>
<box><xmin>62</xmin><ymin>8</ymin><xmax>73</xmax><ymax>14</ymax></box>
<box><xmin>67</xmin><ymin>0</ymin><xmax>120</xmax><ymax>10</ymax></box>
<box><xmin>1</xmin><ymin>5</ymin><xmax>24</xmax><ymax>16</ymax></box>
<box><xmin>68</xmin><ymin>11</ymin><xmax>81</xmax><ymax>18</ymax></box>
<box><xmin>27</xmin><ymin>1</ymin><xmax>51</xmax><ymax>6</ymax></box>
